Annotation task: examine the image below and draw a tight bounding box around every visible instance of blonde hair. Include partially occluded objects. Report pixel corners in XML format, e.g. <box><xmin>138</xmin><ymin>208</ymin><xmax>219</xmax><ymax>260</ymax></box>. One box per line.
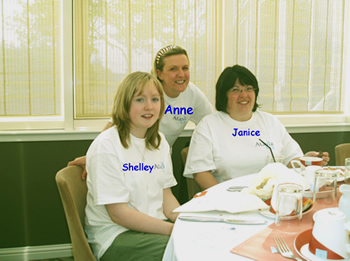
<box><xmin>111</xmin><ymin>71</ymin><xmax>165</xmax><ymax>149</ymax></box>
<box><xmin>151</xmin><ymin>45</ymin><xmax>189</xmax><ymax>81</ymax></box>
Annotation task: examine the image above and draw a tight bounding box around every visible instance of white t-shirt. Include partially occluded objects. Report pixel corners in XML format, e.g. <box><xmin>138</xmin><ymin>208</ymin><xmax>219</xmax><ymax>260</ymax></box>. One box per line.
<box><xmin>109</xmin><ymin>82</ymin><xmax>215</xmax><ymax>146</ymax></box>
<box><xmin>85</xmin><ymin>127</ymin><xmax>177</xmax><ymax>260</ymax></box>
<box><xmin>184</xmin><ymin>111</ymin><xmax>303</xmax><ymax>183</ymax></box>
<box><xmin>160</xmin><ymin>82</ymin><xmax>215</xmax><ymax>146</ymax></box>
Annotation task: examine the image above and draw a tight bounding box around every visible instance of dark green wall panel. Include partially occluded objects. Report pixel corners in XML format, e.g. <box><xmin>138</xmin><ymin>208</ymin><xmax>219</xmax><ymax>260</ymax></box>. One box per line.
<box><xmin>0</xmin><ymin>131</ymin><xmax>349</xmax><ymax>248</ymax></box>
<box><xmin>1</xmin><ymin>140</ymin><xmax>92</xmax><ymax>247</ymax></box>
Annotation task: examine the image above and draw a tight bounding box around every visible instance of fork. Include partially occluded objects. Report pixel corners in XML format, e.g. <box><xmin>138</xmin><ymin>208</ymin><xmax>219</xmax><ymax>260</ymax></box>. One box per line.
<box><xmin>274</xmin><ymin>237</ymin><xmax>303</xmax><ymax>261</ymax></box>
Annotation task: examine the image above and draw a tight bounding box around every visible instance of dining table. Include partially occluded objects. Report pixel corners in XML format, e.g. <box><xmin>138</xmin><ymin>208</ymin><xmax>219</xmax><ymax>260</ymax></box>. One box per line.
<box><xmin>162</xmin><ymin>173</ymin><xmax>342</xmax><ymax>261</ymax></box>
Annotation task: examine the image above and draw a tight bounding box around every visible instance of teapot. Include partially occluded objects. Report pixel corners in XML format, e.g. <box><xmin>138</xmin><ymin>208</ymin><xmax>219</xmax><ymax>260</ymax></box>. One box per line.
<box><xmin>339</xmin><ymin>184</ymin><xmax>350</xmax><ymax>221</ymax></box>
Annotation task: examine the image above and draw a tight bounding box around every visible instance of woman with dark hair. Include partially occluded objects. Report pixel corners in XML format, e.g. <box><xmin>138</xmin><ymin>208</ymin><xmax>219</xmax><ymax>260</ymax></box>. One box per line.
<box><xmin>184</xmin><ymin>65</ymin><xmax>329</xmax><ymax>190</ymax></box>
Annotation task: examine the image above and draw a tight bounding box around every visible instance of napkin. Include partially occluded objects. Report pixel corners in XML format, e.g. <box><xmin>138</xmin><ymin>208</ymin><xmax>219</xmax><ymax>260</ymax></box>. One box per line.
<box><xmin>173</xmin><ymin>189</ymin><xmax>269</xmax><ymax>214</ymax></box>
<box><xmin>243</xmin><ymin>163</ymin><xmax>307</xmax><ymax>203</ymax></box>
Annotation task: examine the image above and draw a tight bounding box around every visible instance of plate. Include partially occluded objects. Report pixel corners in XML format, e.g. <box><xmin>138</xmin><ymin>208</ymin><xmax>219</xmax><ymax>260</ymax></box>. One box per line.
<box><xmin>258</xmin><ymin>197</ymin><xmax>313</xmax><ymax>219</ymax></box>
<box><xmin>323</xmin><ymin>167</ymin><xmax>345</xmax><ymax>182</ymax></box>
<box><xmin>294</xmin><ymin>229</ymin><xmax>331</xmax><ymax>261</ymax></box>
<box><xmin>294</xmin><ymin>229</ymin><xmax>313</xmax><ymax>260</ymax></box>
<box><xmin>304</xmin><ymin>189</ymin><xmax>334</xmax><ymax>199</ymax></box>
<box><xmin>294</xmin><ymin>228</ymin><xmax>350</xmax><ymax>261</ymax></box>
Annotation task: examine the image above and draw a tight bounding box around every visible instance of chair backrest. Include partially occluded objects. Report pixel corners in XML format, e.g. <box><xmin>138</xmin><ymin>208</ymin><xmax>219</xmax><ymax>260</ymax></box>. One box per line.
<box><xmin>181</xmin><ymin>147</ymin><xmax>202</xmax><ymax>199</ymax></box>
<box><xmin>56</xmin><ymin>165</ymin><xmax>96</xmax><ymax>261</ymax></box>
<box><xmin>335</xmin><ymin>143</ymin><xmax>350</xmax><ymax>166</ymax></box>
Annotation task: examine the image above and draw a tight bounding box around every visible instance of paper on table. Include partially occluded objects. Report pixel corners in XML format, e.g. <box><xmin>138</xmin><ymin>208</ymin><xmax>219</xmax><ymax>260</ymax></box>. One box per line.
<box><xmin>173</xmin><ymin>189</ymin><xmax>269</xmax><ymax>214</ymax></box>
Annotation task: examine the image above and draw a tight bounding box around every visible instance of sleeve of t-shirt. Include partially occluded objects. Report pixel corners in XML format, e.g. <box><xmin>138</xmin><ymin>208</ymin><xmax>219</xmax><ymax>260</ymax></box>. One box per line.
<box><xmin>281</xmin><ymin>129</ymin><xmax>304</xmax><ymax>164</ymax></box>
<box><xmin>273</xmin><ymin>119</ymin><xmax>304</xmax><ymax>163</ymax></box>
<box><xmin>163</xmin><ymin>152</ymin><xmax>178</xmax><ymax>188</ymax></box>
<box><xmin>159</xmin><ymin>133</ymin><xmax>178</xmax><ymax>188</ymax></box>
<box><xmin>183</xmin><ymin>119</ymin><xmax>216</xmax><ymax>178</ymax></box>
<box><xmin>190</xmin><ymin>85</ymin><xmax>215</xmax><ymax>124</ymax></box>
<box><xmin>87</xmin><ymin>140</ymin><xmax>130</xmax><ymax>206</ymax></box>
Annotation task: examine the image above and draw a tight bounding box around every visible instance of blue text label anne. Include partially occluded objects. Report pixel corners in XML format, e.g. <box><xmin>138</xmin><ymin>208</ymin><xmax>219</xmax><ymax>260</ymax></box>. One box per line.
<box><xmin>164</xmin><ymin>105</ymin><xmax>193</xmax><ymax>115</ymax></box>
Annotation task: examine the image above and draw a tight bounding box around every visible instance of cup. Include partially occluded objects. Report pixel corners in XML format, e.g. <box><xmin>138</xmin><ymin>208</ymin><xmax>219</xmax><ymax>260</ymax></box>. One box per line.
<box><xmin>304</xmin><ymin>166</ymin><xmax>322</xmax><ymax>190</ymax></box>
<box><xmin>313</xmin><ymin>169</ymin><xmax>337</xmax><ymax>209</ymax></box>
<box><xmin>310</xmin><ymin>208</ymin><xmax>350</xmax><ymax>259</ymax></box>
<box><xmin>339</xmin><ymin>184</ymin><xmax>350</xmax><ymax>222</ymax></box>
<box><xmin>300</xmin><ymin>157</ymin><xmax>323</xmax><ymax>167</ymax></box>
<box><xmin>274</xmin><ymin>183</ymin><xmax>303</xmax><ymax>234</ymax></box>
<box><xmin>291</xmin><ymin>160</ymin><xmax>305</xmax><ymax>174</ymax></box>
<box><xmin>345</xmin><ymin>158</ymin><xmax>350</xmax><ymax>184</ymax></box>
<box><xmin>291</xmin><ymin>157</ymin><xmax>323</xmax><ymax>174</ymax></box>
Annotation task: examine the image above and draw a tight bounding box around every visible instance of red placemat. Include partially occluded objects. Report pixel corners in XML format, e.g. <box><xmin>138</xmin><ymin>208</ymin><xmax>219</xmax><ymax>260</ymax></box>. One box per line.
<box><xmin>231</xmin><ymin>191</ymin><xmax>341</xmax><ymax>260</ymax></box>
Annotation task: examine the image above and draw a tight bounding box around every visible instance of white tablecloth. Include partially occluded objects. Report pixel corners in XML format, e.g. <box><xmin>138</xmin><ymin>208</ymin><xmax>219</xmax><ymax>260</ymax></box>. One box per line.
<box><xmin>162</xmin><ymin>174</ymin><xmax>274</xmax><ymax>261</ymax></box>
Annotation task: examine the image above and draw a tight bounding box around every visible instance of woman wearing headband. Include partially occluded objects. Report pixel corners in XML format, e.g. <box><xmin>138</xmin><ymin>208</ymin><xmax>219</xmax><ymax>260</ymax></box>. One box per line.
<box><xmin>152</xmin><ymin>45</ymin><xmax>214</xmax><ymax>146</ymax></box>
<box><xmin>68</xmin><ymin>46</ymin><xmax>214</xmax><ymax>178</ymax></box>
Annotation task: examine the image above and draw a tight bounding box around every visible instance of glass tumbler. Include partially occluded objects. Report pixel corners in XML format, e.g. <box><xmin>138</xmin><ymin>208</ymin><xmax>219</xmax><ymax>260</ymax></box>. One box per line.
<box><xmin>313</xmin><ymin>169</ymin><xmax>337</xmax><ymax>209</ymax></box>
<box><xmin>345</xmin><ymin>158</ymin><xmax>350</xmax><ymax>184</ymax></box>
<box><xmin>275</xmin><ymin>183</ymin><xmax>303</xmax><ymax>234</ymax></box>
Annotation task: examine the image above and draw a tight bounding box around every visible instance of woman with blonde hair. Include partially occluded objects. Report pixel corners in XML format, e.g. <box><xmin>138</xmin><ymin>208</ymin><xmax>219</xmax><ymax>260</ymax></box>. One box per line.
<box><xmin>85</xmin><ymin>71</ymin><xmax>180</xmax><ymax>261</ymax></box>
<box><xmin>152</xmin><ymin>45</ymin><xmax>214</xmax><ymax>146</ymax></box>
<box><xmin>69</xmin><ymin>45</ymin><xmax>214</xmax><ymax>178</ymax></box>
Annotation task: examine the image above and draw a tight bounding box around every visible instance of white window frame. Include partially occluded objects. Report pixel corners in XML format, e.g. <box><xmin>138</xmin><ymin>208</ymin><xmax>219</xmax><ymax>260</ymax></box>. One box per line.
<box><xmin>1</xmin><ymin>0</ymin><xmax>350</xmax><ymax>142</ymax></box>
<box><xmin>222</xmin><ymin>0</ymin><xmax>350</xmax><ymax>132</ymax></box>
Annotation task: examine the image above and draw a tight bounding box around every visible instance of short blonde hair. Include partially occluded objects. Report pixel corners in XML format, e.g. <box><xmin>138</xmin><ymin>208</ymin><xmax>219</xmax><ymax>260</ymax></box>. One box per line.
<box><xmin>112</xmin><ymin>71</ymin><xmax>165</xmax><ymax>149</ymax></box>
<box><xmin>151</xmin><ymin>45</ymin><xmax>189</xmax><ymax>81</ymax></box>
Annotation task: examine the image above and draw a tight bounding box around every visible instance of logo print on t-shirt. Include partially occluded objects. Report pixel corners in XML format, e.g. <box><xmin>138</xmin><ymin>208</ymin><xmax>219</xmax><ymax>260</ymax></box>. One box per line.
<box><xmin>173</xmin><ymin>115</ymin><xmax>187</xmax><ymax>124</ymax></box>
<box><xmin>256</xmin><ymin>139</ymin><xmax>275</xmax><ymax>150</ymax></box>
<box><xmin>122</xmin><ymin>162</ymin><xmax>165</xmax><ymax>173</ymax></box>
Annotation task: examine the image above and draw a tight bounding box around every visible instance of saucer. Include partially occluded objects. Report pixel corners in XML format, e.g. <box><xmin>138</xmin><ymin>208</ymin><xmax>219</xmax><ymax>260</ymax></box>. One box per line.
<box><xmin>323</xmin><ymin>167</ymin><xmax>345</xmax><ymax>182</ymax></box>
<box><xmin>301</xmin><ymin>244</ymin><xmax>331</xmax><ymax>261</ymax></box>
<box><xmin>294</xmin><ymin>229</ymin><xmax>350</xmax><ymax>261</ymax></box>
<box><xmin>300</xmin><ymin>244</ymin><xmax>350</xmax><ymax>261</ymax></box>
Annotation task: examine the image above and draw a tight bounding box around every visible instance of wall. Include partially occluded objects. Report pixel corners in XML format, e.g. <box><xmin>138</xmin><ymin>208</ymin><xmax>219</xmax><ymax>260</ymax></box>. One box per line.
<box><xmin>1</xmin><ymin>131</ymin><xmax>349</xmax><ymax>248</ymax></box>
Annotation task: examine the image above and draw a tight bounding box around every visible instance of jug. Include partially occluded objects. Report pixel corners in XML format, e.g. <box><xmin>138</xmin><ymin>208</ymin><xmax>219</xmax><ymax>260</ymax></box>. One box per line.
<box><xmin>339</xmin><ymin>184</ymin><xmax>350</xmax><ymax>221</ymax></box>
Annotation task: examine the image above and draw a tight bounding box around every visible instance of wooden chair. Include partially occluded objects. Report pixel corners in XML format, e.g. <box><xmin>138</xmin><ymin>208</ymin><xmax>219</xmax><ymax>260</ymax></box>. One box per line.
<box><xmin>335</xmin><ymin>143</ymin><xmax>350</xmax><ymax>166</ymax></box>
<box><xmin>56</xmin><ymin>165</ymin><xmax>96</xmax><ymax>261</ymax></box>
<box><xmin>181</xmin><ymin>147</ymin><xmax>202</xmax><ymax>199</ymax></box>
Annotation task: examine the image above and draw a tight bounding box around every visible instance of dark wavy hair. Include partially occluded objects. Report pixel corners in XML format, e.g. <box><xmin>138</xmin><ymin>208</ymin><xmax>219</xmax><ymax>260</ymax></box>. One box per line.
<box><xmin>215</xmin><ymin>64</ymin><xmax>260</xmax><ymax>113</ymax></box>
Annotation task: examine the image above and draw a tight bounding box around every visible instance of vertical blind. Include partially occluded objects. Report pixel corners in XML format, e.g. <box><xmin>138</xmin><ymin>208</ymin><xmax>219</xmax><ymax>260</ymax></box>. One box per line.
<box><xmin>0</xmin><ymin>0</ymin><xmax>348</xmax><ymax>125</ymax></box>
<box><xmin>230</xmin><ymin>0</ymin><xmax>346</xmax><ymax>114</ymax></box>
<box><xmin>74</xmin><ymin>0</ymin><xmax>219</xmax><ymax>118</ymax></box>
<box><xmin>0</xmin><ymin>0</ymin><xmax>61</xmax><ymax>117</ymax></box>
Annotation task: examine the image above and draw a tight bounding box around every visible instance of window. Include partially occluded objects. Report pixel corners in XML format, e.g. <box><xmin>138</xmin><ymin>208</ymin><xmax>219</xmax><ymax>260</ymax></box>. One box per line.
<box><xmin>224</xmin><ymin>0</ymin><xmax>349</xmax><ymax>119</ymax></box>
<box><xmin>0</xmin><ymin>0</ymin><xmax>62</xmax><ymax>130</ymax></box>
<box><xmin>0</xmin><ymin>0</ymin><xmax>349</xmax><ymax>132</ymax></box>
<box><xmin>73</xmin><ymin>0</ymin><xmax>219</xmax><ymax>121</ymax></box>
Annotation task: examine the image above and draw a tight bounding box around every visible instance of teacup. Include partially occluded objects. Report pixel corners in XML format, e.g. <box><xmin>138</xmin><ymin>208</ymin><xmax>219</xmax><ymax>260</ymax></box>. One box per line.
<box><xmin>291</xmin><ymin>157</ymin><xmax>323</xmax><ymax>173</ymax></box>
<box><xmin>300</xmin><ymin>157</ymin><xmax>323</xmax><ymax>166</ymax></box>
<box><xmin>310</xmin><ymin>208</ymin><xmax>350</xmax><ymax>259</ymax></box>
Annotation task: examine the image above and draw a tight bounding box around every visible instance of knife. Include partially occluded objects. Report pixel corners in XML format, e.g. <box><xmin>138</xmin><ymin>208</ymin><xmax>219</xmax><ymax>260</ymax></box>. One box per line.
<box><xmin>226</xmin><ymin>186</ymin><xmax>248</xmax><ymax>192</ymax></box>
<box><xmin>179</xmin><ymin>215</ymin><xmax>267</xmax><ymax>225</ymax></box>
